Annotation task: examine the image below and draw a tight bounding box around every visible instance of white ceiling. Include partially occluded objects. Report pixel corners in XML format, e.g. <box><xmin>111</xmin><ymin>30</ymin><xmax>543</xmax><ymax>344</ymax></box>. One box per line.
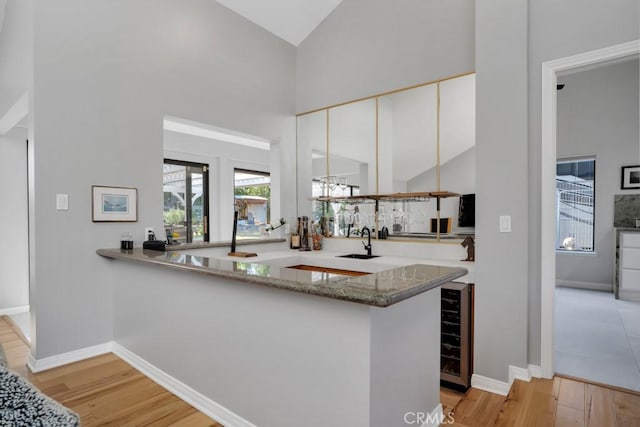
<box><xmin>216</xmin><ymin>0</ymin><xmax>342</xmax><ymax>46</ymax></box>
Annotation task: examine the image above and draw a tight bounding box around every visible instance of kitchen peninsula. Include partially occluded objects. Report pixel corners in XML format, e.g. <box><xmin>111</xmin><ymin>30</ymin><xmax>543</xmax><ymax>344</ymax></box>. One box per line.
<box><xmin>98</xmin><ymin>243</ymin><xmax>467</xmax><ymax>427</ymax></box>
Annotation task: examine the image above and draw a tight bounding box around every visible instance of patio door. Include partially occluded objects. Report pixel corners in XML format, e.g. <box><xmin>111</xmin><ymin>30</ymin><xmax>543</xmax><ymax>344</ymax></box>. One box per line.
<box><xmin>163</xmin><ymin>159</ymin><xmax>209</xmax><ymax>243</ymax></box>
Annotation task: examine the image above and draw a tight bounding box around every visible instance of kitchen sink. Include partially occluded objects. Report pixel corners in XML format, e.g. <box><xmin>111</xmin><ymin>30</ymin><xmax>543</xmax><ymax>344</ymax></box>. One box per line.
<box><xmin>337</xmin><ymin>254</ymin><xmax>380</xmax><ymax>260</ymax></box>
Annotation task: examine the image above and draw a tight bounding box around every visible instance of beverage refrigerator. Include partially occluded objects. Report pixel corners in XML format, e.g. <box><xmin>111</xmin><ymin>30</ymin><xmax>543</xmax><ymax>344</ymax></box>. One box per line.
<box><xmin>441</xmin><ymin>282</ymin><xmax>473</xmax><ymax>390</ymax></box>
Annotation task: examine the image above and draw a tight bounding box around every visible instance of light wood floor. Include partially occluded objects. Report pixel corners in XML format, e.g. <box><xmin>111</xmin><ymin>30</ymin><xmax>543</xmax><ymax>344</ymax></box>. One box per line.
<box><xmin>4</xmin><ymin>315</ymin><xmax>640</xmax><ymax>426</ymax></box>
<box><xmin>0</xmin><ymin>316</ymin><xmax>221</xmax><ymax>426</ymax></box>
<box><xmin>444</xmin><ymin>376</ymin><xmax>640</xmax><ymax>426</ymax></box>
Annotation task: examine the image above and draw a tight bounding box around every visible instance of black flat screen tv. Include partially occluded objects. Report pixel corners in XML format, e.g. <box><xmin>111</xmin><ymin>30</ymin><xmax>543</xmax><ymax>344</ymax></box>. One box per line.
<box><xmin>458</xmin><ymin>194</ymin><xmax>475</xmax><ymax>227</ymax></box>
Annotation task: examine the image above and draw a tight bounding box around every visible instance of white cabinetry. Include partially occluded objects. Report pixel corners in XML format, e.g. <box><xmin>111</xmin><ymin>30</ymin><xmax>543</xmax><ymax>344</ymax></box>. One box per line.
<box><xmin>619</xmin><ymin>231</ymin><xmax>640</xmax><ymax>301</ymax></box>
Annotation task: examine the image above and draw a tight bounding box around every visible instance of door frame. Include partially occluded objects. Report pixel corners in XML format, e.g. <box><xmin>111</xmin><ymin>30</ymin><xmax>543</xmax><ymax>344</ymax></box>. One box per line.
<box><xmin>164</xmin><ymin>158</ymin><xmax>210</xmax><ymax>243</ymax></box>
<box><xmin>540</xmin><ymin>40</ymin><xmax>640</xmax><ymax>379</ymax></box>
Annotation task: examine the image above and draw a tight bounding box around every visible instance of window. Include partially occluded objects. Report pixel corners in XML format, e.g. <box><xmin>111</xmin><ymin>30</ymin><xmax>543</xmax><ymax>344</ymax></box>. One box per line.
<box><xmin>234</xmin><ymin>169</ymin><xmax>271</xmax><ymax>239</ymax></box>
<box><xmin>556</xmin><ymin>158</ymin><xmax>595</xmax><ymax>252</ymax></box>
<box><xmin>163</xmin><ymin>159</ymin><xmax>209</xmax><ymax>244</ymax></box>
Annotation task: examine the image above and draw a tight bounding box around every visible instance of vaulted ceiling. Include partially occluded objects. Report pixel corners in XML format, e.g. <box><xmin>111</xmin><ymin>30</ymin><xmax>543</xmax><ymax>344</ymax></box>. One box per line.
<box><xmin>215</xmin><ymin>0</ymin><xmax>342</xmax><ymax>46</ymax></box>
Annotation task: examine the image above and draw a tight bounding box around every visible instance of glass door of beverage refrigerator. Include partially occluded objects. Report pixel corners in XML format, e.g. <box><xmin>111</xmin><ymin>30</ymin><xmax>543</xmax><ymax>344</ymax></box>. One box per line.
<box><xmin>441</xmin><ymin>282</ymin><xmax>471</xmax><ymax>389</ymax></box>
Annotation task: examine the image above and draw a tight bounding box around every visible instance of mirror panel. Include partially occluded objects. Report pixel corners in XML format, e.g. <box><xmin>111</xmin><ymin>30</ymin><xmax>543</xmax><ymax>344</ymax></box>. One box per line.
<box><xmin>328</xmin><ymin>98</ymin><xmax>377</xmax><ymax>194</ymax></box>
<box><xmin>439</xmin><ymin>74</ymin><xmax>476</xmax><ymax>230</ymax></box>
<box><xmin>378</xmin><ymin>84</ymin><xmax>439</xmax><ymax>235</ymax></box>
<box><xmin>327</xmin><ymin>99</ymin><xmax>377</xmax><ymax>236</ymax></box>
<box><xmin>296</xmin><ymin>110</ymin><xmax>327</xmax><ymax>219</ymax></box>
<box><xmin>379</xmin><ymin>84</ymin><xmax>438</xmax><ymax>194</ymax></box>
<box><xmin>295</xmin><ymin>72</ymin><xmax>476</xmax><ymax>241</ymax></box>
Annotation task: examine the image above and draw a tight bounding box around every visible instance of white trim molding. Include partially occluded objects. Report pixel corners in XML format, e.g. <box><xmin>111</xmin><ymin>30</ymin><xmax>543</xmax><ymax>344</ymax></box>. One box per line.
<box><xmin>471</xmin><ymin>374</ymin><xmax>510</xmax><ymax>396</ymax></box>
<box><xmin>508</xmin><ymin>365</ymin><xmax>531</xmax><ymax>384</ymax></box>
<box><xmin>528</xmin><ymin>364</ymin><xmax>543</xmax><ymax>379</ymax></box>
<box><xmin>472</xmin><ymin>364</ymin><xmax>543</xmax><ymax>397</ymax></box>
<box><xmin>0</xmin><ymin>305</ymin><xmax>29</xmax><ymax>317</ymax></box>
<box><xmin>27</xmin><ymin>342</ymin><xmax>112</xmax><ymax>373</ymax></box>
<box><xmin>619</xmin><ymin>290</ymin><xmax>640</xmax><ymax>302</ymax></box>
<box><xmin>111</xmin><ymin>343</ymin><xmax>255</xmax><ymax>427</ymax></box>
<box><xmin>556</xmin><ymin>280</ymin><xmax>612</xmax><ymax>292</ymax></box>
<box><xmin>540</xmin><ymin>39</ymin><xmax>640</xmax><ymax>380</ymax></box>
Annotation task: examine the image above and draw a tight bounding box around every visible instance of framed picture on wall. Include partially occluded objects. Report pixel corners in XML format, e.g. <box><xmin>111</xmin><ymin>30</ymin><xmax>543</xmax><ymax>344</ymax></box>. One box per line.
<box><xmin>92</xmin><ymin>185</ymin><xmax>138</xmax><ymax>222</ymax></box>
<box><xmin>621</xmin><ymin>165</ymin><xmax>640</xmax><ymax>190</ymax></box>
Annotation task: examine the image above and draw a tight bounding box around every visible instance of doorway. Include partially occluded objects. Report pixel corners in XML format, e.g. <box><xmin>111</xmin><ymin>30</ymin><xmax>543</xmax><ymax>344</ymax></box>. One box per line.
<box><xmin>0</xmin><ymin>125</ymin><xmax>30</xmax><ymax>343</ymax></box>
<box><xmin>540</xmin><ymin>40</ymin><xmax>640</xmax><ymax>380</ymax></box>
<box><xmin>163</xmin><ymin>159</ymin><xmax>210</xmax><ymax>244</ymax></box>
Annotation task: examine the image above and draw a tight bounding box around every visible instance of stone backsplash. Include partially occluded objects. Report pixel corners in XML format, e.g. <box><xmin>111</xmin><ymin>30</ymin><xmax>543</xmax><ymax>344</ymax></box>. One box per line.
<box><xmin>614</xmin><ymin>194</ymin><xmax>640</xmax><ymax>228</ymax></box>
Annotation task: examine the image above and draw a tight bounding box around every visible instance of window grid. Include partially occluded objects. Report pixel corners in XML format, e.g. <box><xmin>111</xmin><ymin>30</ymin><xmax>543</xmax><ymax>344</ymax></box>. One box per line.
<box><xmin>556</xmin><ymin>158</ymin><xmax>595</xmax><ymax>252</ymax></box>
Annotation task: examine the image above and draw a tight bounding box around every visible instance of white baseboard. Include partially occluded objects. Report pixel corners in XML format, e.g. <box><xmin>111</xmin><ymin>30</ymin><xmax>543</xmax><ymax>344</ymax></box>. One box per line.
<box><xmin>27</xmin><ymin>341</ymin><xmax>254</xmax><ymax>427</ymax></box>
<box><xmin>471</xmin><ymin>374</ymin><xmax>510</xmax><ymax>396</ymax></box>
<box><xmin>0</xmin><ymin>305</ymin><xmax>29</xmax><ymax>317</ymax></box>
<box><xmin>619</xmin><ymin>290</ymin><xmax>640</xmax><ymax>302</ymax></box>
<box><xmin>111</xmin><ymin>343</ymin><xmax>255</xmax><ymax>427</ymax></box>
<box><xmin>508</xmin><ymin>365</ymin><xmax>531</xmax><ymax>384</ymax></box>
<box><xmin>27</xmin><ymin>341</ymin><xmax>486</xmax><ymax>427</ymax></box>
<box><xmin>556</xmin><ymin>280</ymin><xmax>612</xmax><ymax>292</ymax></box>
<box><xmin>528</xmin><ymin>364</ymin><xmax>543</xmax><ymax>379</ymax></box>
<box><xmin>471</xmin><ymin>364</ymin><xmax>542</xmax><ymax>397</ymax></box>
<box><xmin>27</xmin><ymin>342</ymin><xmax>112</xmax><ymax>373</ymax></box>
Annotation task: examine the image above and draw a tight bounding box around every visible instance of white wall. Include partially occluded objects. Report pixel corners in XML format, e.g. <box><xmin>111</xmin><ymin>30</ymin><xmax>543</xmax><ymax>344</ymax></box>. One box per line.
<box><xmin>0</xmin><ymin>0</ymin><xmax>32</xmax><ymax>120</ymax></box>
<box><xmin>0</xmin><ymin>126</ymin><xmax>29</xmax><ymax>311</ymax></box>
<box><xmin>527</xmin><ymin>0</ymin><xmax>639</xmax><ymax>366</ymax></box>
<box><xmin>556</xmin><ymin>60</ymin><xmax>640</xmax><ymax>289</ymax></box>
<box><xmin>296</xmin><ymin>0</ymin><xmax>475</xmax><ymax>113</ymax></box>
<box><xmin>30</xmin><ymin>0</ymin><xmax>296</xmax><ymax>359</ymax></box>
<box><xmin>475</xmin><ymin>0</ymin><xmax>529</xmax><ymax>381</ymax></box>
<box><xmin>113</xmin><ymin>258</ymin><xmax>372</xmax><ymax>427</ymax></box>
<box><xmin>163</xmin><ymin>129</ymin><xmax>273</xmax><ymax>242</ymax></box>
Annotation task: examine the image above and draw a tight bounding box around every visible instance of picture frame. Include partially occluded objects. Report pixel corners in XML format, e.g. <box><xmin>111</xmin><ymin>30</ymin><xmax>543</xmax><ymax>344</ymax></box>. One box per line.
<box><xmin>92</xmin><ymin>185</ymin><xmax>138</xmax><ymax>222</ymax></box>
<box><xmin>621</xmin><ymin>165</ymin><xmax>640</xmax><ymax>190</ymax></box>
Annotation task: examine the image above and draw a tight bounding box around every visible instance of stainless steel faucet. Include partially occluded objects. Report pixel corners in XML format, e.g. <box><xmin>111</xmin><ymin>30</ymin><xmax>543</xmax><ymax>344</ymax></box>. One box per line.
<box><xmin>361</xmin><ymin>226</ymin><xmax>372</xmax><ymax>257</ymax></box>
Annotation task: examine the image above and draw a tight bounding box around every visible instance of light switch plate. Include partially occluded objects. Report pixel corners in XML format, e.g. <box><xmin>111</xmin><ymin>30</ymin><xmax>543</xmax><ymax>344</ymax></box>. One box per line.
<box><xmin>56</xmin><ymin>194</ymin><xmax>69</xmax><ymax>211</ymax></box>
<box><xmin>499</xmin><ymin>215</ymin><xmax>511</xmax><ymax>233</ymax></box>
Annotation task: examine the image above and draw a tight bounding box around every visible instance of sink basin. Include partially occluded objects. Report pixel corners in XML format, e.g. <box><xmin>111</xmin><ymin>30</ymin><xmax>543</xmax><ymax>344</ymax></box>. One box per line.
<box><xmin>337</xmin><ymin>254</ymin><xmax>380</xmax><ymax>260</ymax></box>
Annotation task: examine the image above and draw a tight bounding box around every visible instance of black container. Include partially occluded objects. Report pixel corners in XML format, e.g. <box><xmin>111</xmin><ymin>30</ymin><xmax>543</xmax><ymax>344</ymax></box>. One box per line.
<box><xmin>143</xmin><ymin>240</ymin><xmax>166</xmax><ymax>251</ymax></box>
<box><xmin>120</xmin><ymin>240</ymin><xmax>133</xmax><ymax>250</ymax></box>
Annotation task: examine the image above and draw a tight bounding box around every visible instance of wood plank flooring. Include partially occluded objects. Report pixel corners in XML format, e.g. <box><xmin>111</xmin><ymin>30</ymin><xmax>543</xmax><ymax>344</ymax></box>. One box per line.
<box><xmin>4</xmin><ymin>314</ymin><xmax>640</xmax><ymax>426</ymax></box>
<box><xmin>0</xmin><ymin>316</ymin><xmax>221</xmax><ymax>426</ymax></box>
<box><xmin>446</xmin><ymin>377</ymin><xmax>640</xmax><ymax>426</ymax></box>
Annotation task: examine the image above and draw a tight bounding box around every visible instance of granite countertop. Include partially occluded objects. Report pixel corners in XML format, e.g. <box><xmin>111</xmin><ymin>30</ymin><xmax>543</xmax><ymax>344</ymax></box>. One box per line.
<box><xmin>97</xmin><ymin>248</ymin><xmax>467</xmax><ymax>307</ymax></box>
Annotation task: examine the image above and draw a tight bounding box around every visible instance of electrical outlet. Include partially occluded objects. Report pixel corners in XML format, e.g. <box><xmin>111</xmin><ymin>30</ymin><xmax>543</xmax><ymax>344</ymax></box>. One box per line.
<box><xmin>145</xmin><ymin>227</ymin><xmax>155</xmax><ymax>239</ymax></box>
